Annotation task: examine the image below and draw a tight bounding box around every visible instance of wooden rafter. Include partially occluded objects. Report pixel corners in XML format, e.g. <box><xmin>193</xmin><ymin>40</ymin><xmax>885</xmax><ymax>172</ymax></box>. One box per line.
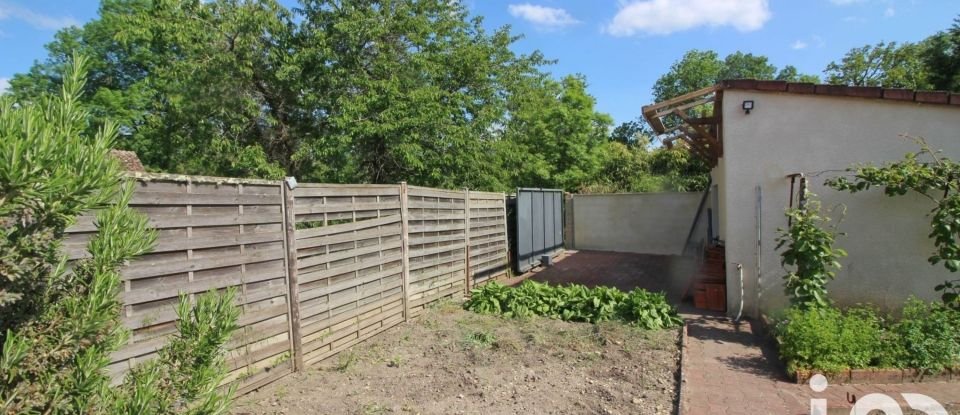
<box><xmin>672</xmin><ymin>109</ymin><xmax>720</xmax><ymax>152</ymax></box>
<box><xmin>642</xmin><ymin>84</ymin><xmax>724</xmax><ymax>167</ymax></box>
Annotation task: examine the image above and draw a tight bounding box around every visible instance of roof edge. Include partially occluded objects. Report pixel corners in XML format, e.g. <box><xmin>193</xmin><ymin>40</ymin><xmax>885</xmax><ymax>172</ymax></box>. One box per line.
<box><xmin>719</xmin><ymin>79</ymin><xmax>960</xmax><ymax>107</ymax></box>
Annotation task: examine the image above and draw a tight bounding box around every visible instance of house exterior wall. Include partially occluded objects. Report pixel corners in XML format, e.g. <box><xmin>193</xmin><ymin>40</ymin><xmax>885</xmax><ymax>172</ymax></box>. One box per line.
<box><xmin>572</xmin><ymin>192</ymin><xmax>701</xmax><ymax>255</ymax></box>
<box><xmin>718</xmin><ymin>90</ymin><xmax>960</xmax><ymax>317</ymax></box>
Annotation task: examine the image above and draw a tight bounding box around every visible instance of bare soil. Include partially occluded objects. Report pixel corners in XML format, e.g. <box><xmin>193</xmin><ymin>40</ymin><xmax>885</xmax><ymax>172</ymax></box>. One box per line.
<box><xmin>232</xmin><ymin>301</ymin><xmax>681</xmax><ymax>415</ymax></box>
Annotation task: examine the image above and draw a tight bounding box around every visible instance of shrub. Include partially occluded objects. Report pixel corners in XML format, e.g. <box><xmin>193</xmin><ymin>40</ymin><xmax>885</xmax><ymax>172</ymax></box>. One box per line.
<box><xmin>464</xmin><ymin>281</ymin><xmax>682</xmax><ymax>330</ymax></box>
<box><xmin>775</xmin><ymin>306</ymin><xmax>884</xmax><ymax>374</ymax></box>
<box><xmin>0</xmin><ymin>54</ymin><xmax>239</xmax><ymax>414</ymax></box>
<box><xmin>886</xmin><ymin>298</ymin><xmax>960</xmax><ymax>373</ymax></box>
<box><xmin>776</xmin><ymin>300</ymin><xmax>960</xmax><ymax>375</ymax></box>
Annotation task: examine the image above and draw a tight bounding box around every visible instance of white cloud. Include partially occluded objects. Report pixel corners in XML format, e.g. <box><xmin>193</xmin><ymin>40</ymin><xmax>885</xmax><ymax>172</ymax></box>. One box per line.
<box><xmin>0</xmin><ymin>77</ymin><xmax>10</xmax><ymax>95</ymax></box>
<box><xmin>0</xmin><ymin>2</ymin><xmax>78</xmax><ymax>30</ymax></box>
<box><xmin>791</xmin><ymin>40</ymin><xmax>808</xmax><ymax>50</ymax></box>
<box><xmin>507</xmin><ymin>4</ymin><xmax>579</xmax><ymax>29</ymax></box>
<box><xmin>884</xmin><ymin>6</ymin><xmax>895</xmax><ymax>17</ymax></box>
<box><xmin>605</xmin><ymin>0</ymin><xmax>771</xmax><ymax>37</ymax></box>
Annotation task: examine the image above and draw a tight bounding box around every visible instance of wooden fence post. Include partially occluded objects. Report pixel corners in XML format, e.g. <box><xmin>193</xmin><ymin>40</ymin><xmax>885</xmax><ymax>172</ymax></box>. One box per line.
<box><xmin>399</xmin><ymin>182</ymin><xmax>411</xmax><ymax>322</ymax></box>
<box><xmin>281</xmin><ymin>178</ymin><xmax>304</xmax><ymax>371</ymax></box>
<box><xmin>501</xmin><ymin>192</ymin><xmax>511</xmax><ymax>277</ymax></box>
<box><xmin>464</xmin><ymin>188</ymin><xmax>472</xmax><ymax>294</ymax></box>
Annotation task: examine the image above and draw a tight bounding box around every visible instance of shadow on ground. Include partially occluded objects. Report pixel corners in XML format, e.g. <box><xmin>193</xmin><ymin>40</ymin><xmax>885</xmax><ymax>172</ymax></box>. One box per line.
<box><xmin>504</xmin><ymin>250</ymin><xmax>695</xmax><ymax>304</ymax></box>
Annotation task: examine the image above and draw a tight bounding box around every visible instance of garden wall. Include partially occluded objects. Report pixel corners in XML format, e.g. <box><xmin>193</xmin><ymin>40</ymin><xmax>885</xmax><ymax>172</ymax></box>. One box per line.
<box><xmin>64</xmin><ymin>172</ymin><xmax>509</xmax><ymax>396</ymax></box>
<box><xmin>570</xmin><ymin>192</ymin><xmax>702</xmax><ymax>256</ymax></box>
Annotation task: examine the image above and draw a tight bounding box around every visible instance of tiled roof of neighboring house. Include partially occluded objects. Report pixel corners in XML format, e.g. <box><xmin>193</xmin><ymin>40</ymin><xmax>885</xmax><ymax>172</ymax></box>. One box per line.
<box><xmin>110</xmin><ymin>149</ymin><xmax>146</xmax><ymax>172</ymax></box>
<box><xmin>720</xmin><ymin>79</ymin><xmax>960</xmax><ymax>107</ymax></box>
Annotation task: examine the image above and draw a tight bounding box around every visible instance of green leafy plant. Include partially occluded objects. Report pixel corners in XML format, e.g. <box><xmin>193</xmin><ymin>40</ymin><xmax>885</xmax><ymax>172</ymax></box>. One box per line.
<box><xmin>464</xmin><ymin>281</ymin><xmax>682</xmax><ymax>330</ymax></box>
<box><xmin>826</xmin><ymin>136</ymin><xmax>960</xmax><ymax>307</ymax></box>
<box><xmin>775</xmin><ymin>306</ymin><xmax>885</xmax><ymax>374</ymax></box>
<box><xmin>775</xmin><ymin>299</ymin><xmax>960</xmax><ymax>375</ymax></box>
<box><xmin>775</xmin><ymin>193</ymin><xmax>847</xmax><ymax>310</ymax></box>
<box><xmin>935</xmin><ymin>279</ymin><xmax>960</xmax><ymax>311</ymax></box>
<box><xmin>886</xmin><ymin>298</ymin><xmax>960</xmax><ymax>373</ymax></box>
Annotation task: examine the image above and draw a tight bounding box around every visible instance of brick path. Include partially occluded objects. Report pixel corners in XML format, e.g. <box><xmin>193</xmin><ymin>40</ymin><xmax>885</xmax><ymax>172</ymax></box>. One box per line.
<box><xmin>511</xmin><ymin>251</ymin><xmax>960</xmax><ymax>415</ymax></box>
<box><xmin>681</xmin><ymin>312</ymin><xmax>960</xmax><ymax>415</ymax></box>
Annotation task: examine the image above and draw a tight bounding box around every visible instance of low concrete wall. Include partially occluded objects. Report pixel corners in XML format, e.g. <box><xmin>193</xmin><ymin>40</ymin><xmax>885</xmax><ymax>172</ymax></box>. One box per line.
<box><xmin>572</xmin><ymin>192</ymin><xmax>702</xmax><ymax>255</ymax></box>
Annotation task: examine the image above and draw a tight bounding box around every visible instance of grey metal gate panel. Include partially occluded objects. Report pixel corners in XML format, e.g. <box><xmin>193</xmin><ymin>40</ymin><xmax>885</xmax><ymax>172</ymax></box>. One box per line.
<box><xmin>514</xmin><ymin>188</ymin><xmax>564</xmax><ymax>273</ymax></box>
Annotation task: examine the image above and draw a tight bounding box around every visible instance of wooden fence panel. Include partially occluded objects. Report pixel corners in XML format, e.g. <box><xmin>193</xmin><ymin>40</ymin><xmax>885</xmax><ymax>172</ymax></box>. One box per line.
<box><xmin>467</xmin><ymin>191</ymin><xmax>510</xmax><ymax>286</ymax></box>
<box><xmin>60</xmin><ymin>173</ymin><xmax>509</xmax><ymax>397</ymax></box>
<box><xmin>405</xmin><ymin>186</ymin><xmax>468</xmax><ymax>317</ymax></box>
<box><xmin>64</xmin><ymin>174</ymin><xmax>294</xmax><ymax>395</ymax></box>
<box><xmin>291</xmin><ymin>184</ymin><xmax>405</xmax><ymax>367</ymax></box>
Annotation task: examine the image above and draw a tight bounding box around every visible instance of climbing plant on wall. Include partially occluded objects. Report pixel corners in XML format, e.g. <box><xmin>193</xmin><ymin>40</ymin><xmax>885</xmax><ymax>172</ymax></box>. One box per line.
<box><xmin>776</xmin><ymin>192</ymin><xmax>847</xmax><ymax>310</ymax></box>
<box><xmin>826</xmin><ymin>136</ymin><xmax>960</xmax><ymax>310</ymax></box>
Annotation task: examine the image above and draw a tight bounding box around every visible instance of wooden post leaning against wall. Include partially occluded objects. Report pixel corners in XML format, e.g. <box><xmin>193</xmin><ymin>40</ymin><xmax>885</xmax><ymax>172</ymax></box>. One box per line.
<box><xmin>281</xmin><ymin>177</ymin><xmax>304</xmax><ymax>371</ymax></box>
<box><xmin>463</xmin><ymin>188</ymin><xmax>472</xmax><ymax>294</ymax></box>
<box><xmin>399</xmin><ymin>182</ymin><xmax>412</xmax><ymax>322</ymax></box>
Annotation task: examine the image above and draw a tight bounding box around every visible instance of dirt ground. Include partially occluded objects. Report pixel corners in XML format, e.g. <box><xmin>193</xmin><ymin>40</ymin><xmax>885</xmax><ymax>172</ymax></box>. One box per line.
<box><xmin>231</xmin><ymin>301</ymin><xmax>681</xmax><ymax>415</ymax></box>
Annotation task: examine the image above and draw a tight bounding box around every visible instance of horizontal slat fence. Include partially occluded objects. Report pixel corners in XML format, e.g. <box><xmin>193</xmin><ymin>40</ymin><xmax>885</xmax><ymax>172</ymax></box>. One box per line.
<box><xmin>291</xmin><ymin>184</ymin><xmax>406</xmax><ymax>366</ymax></box>
<box><xmin>405</xmin><ymin>185</ymin><xmax>468</xmax><ymax>317</ymax></box>
<box><xmin>467</xmin><ymin>191</ymin><xmax>510</xmax><ymax>288</ymax></box>
<box><xmin>64</xmin><ymin>174</ymin><xmax>294</xmax><ymax>396</ymax></box>
<box><xmin>63</xmin><ymin>173</ymin><xmax>509</xmax><ymax>397</ymax></box>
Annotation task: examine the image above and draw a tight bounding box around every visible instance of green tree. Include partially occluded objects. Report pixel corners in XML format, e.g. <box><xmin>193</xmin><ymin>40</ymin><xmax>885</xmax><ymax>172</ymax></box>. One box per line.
<box><xmin>720</xmin><ymin>51</ymin><xmax>777</xmax><ymax>80</ymax></box>
<box><xmin>499</xmin><ymin>75</ymin><xmax>613</xmax><ymax>192</ymax></box>
<box><xmin>609</xmin><ymin>118</ymin><xmax>651</xmax><ymax>147</ymax></box>
<box><xmin>0</xmin><ymin>55</ymin><xmax>238</xmax><ymax>415</ymax></box>
<box><xmin>10</xmin><ymin>0</ymin><xmax>550</xmax><ymax>190</ymax></box>
<box><xmin>776</xmin><ymin>65</ymin><xmax>821</xmax><ymax>84</ymax></box>
<box><xmin>652</xmin><ymin>49</ymin><xmax>817</xmax><ymax>101</ymax></box>
<box><xmin>824</xmin><ymin>41</ymin><xmax>931</xmax><ymax>89</ymax></box>
<box><xmin>921</xmin><ymin>17</ymin><xmax>960</xmax><ymax>92</ymax></box>
<box><xmin>652</xmin><ymin>49</ymin><xmax>724</xmax><ymax>102</ymax></box>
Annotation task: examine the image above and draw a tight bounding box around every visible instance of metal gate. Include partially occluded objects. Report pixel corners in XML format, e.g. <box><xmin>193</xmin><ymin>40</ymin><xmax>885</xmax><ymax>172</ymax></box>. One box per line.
<box><xmin>512</xmin><ymin>188</ymin><xmax>564</xmax><ymax>273</ymax></box>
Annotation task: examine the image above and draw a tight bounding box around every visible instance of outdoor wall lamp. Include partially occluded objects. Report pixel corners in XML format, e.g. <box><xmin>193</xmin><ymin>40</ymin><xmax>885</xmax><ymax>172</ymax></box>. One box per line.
<box><xmin>742</xmin><ymin>100</ymin><xmax>755</xmax><ymax>114</ymax></box>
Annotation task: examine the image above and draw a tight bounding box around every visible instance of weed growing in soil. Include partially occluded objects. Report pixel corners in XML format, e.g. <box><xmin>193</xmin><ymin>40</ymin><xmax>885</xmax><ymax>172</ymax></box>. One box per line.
<box><xmin>336</xmin><ymin>351</ymin><xmax>360</xmax><ymax>372</ymax></box>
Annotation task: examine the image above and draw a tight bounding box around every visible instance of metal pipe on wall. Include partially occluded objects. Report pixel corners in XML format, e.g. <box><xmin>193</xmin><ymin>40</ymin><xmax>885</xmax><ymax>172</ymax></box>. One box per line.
<box><xmin>755</xmin><ymin>185</ymin><xmax>762</xmax><ymax>318</ymax></box>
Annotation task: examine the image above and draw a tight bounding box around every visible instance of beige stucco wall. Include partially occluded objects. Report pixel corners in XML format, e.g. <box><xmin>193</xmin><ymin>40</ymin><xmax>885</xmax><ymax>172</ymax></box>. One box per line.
<box><xmin>718</xmin><ymin>90</ymin><xmax>960</xmax><ymax>317</ymax></box>
<box><xmin>572</xmin><ymin>192</ymin><xmax>701</xmax><ymax>255</ymax></box>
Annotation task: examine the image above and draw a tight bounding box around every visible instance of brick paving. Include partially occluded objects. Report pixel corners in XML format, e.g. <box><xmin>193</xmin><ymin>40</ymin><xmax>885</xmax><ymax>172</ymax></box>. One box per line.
<box><xmin>514</xmin><ymin>251</ymin><xmax>960</xmax><ymax>415</ymax></box>
<box><xmin>681</xmin><ymin>312</ymin><xmax>960</xmax><ymax>415</ymax></box>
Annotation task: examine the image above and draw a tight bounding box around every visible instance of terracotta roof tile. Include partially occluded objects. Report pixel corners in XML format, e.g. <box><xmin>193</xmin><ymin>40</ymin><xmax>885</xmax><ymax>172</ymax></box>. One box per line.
<box><xmin>110</xmin><ymin>149</ymin><xmax>146</xmax><ymax>172</ymax></box>
<box><xmin>721</xmin><ymin>79</ymin><xmax>957</xmax><ymax>108</ymax></box>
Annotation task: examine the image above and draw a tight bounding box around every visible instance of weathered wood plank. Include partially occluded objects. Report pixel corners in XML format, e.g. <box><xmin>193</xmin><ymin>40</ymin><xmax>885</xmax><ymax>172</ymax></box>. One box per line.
<box><xmin>297</xmin><ymin>240</ymin><xmax>402</xmax><ymax>269</ymax></box>
<box><xmin>399</xmin><ymin>182</ymin><xmax>412</xmax><ymax>322</ymax></box>
<box><xmin>408</xmin><ymin>223</ymin><xmax>465</xmax><ymax>233</ymax></box>
<box><xmin>294</xmin><ymin>201</ymin><xmax>400</xmax><ymax>216</ymax></box>
<box><xmin>121</xmin><ymin>248</ymin><xmax>284</xmax><ymax>281</ymax></box>
<box><xmin>294</xmin><ymin>215</ymin><xmax>399</xmax><ymax>240</ymax></box>
<box><xmin>296</xmin><ymin>226</ymin><xmax>401</xmax><ymax>251</ymax></box>
<box><xmin>408</xmin><ymin>200</ymin><xmax>465</xmax><ymax>210</ymax></box>
<box><xmin>299</xmin><ymin>253</ymin><xmax>402</xmax><ymax>286</ymax></box>
<box><xmin>408</xmin><ymin>186</ymin><xmax>466</xmax><ymax>200</ymax></box>
<box><xmin>281</xmin><ymin>181</ymin><xmax>304</xmax><ymax>371</ymax></box>
<box><xmin>131</xmin><ymin>191</ymin><xmax>279</xmax><ymax>206</ymax></box>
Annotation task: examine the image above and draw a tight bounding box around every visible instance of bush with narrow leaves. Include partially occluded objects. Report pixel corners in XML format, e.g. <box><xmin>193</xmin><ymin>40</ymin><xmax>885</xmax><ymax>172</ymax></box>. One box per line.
<box><xmin>0</xmin><ymin>54</ymin><xmax>239</xmax><ymax>415</ymax></box>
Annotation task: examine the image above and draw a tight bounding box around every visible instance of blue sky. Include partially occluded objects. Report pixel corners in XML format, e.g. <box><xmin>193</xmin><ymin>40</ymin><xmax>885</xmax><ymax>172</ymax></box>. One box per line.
<box><xmin>0</xmin><ymin>0</ymin><xmax>957</xmax><ymax>124</ymax></box>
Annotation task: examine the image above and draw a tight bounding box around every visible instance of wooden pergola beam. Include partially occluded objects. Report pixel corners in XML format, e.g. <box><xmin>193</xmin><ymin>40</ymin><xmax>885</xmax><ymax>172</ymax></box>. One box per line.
<box><xmin>641</xmin><ymin>85</ymin><xmax>720</xmax><ymax>117</ymax></box>
<box><xmin>672</xmin><ymin>109</ymin><xmax>721</xmax><ymax>154</ymax></box>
